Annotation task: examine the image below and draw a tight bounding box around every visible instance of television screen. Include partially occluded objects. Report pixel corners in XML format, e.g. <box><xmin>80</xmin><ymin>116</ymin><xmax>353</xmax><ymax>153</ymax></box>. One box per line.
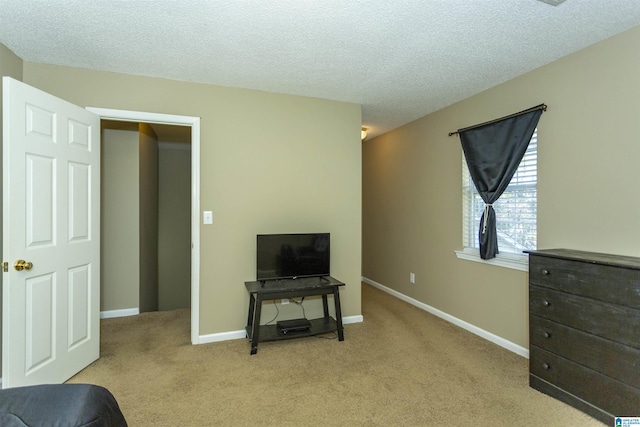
<box><xmin>257</xmin><ymin>233</ymin><xmax>330</xmax><ymax>281</ymax></box>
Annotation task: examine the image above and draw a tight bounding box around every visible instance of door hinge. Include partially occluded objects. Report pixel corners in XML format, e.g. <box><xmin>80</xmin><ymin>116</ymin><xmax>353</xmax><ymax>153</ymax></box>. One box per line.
<box><xmin>2</xmin><ymin>262</ymin><xmax>8</xmax><ymax>272</ymax></box>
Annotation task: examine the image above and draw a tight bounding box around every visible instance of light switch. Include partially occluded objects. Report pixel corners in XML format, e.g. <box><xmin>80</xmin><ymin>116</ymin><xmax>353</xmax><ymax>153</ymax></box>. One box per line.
<box><xmin>203</xmin><ymin>211</ymin><xmax>213</xmax><ymax>224</ymax></box>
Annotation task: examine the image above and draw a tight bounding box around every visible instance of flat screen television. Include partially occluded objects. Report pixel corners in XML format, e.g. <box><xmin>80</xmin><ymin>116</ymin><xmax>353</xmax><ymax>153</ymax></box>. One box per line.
<box><xmin>256</xmin><ymin>233</ymin><xmax>330</xmax><ymax>281</ymax></box>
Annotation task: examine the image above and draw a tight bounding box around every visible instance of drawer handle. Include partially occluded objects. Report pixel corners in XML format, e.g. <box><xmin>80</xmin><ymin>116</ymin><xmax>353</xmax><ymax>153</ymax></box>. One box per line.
<box><xmin>543</xmin><ymin>332</ymin><xmax>551</xmax><ymax>338</ymax></box>
<box><xmin>543</xmin><ymin>300</ymin><xmax>551</xmax><ymax>307</ymax></box>
<box><xmin>542</xmin><ymin>269</ymin><xmax>550</xmax><ymax>275</ymax></box>
<box><xmin>542</xmin><ymin>363</ymin><xmax>551</xmax><ymax>370</ymax></box>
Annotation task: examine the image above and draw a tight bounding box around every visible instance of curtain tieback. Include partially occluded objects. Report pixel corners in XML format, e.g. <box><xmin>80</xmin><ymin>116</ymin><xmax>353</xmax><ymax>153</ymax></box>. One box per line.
<box><xmin>482</xmin><ymin>204</ymin><xmax>493</xmax><ymax>234</ymax></box>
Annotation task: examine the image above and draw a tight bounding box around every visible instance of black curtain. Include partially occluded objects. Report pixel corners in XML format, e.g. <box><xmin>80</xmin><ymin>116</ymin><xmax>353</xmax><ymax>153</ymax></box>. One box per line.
<box><xmin>459</xmin><ymin>108</ymin><xmax>542</xmax><ymax>260</ymax></box>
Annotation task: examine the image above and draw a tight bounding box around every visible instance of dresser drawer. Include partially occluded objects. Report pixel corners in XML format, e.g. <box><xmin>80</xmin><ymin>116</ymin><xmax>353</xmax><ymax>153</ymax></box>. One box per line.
<box><xmin>530</xmin><ymin>315</ymin><xmax>640</xmax><ymax>387</ymax></box>
<box><xmin>530</xmin><ymin>346</ymin><xmax>640</xmax><ymax>416</ymax></box>
<box><xmin>530</xmin><ymin>285</ymin><xmax>640</xmax><ymax>347</ymax></box>
<box><xmin>529</xmin><ymin>255</ymin><xmax>640</xmax><ymax>309</ymax></box>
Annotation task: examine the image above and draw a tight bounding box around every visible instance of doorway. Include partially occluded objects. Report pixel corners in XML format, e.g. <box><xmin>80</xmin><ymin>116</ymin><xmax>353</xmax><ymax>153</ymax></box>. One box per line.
<box><xmin>87</xmin><ymin>107</ymin><xmax>202</xmax><ymax>345</ymax></box>
<box><xmin>101</xmin><ymin>120</ymin><xmax>192</xmax><ymax>313</ymax></box>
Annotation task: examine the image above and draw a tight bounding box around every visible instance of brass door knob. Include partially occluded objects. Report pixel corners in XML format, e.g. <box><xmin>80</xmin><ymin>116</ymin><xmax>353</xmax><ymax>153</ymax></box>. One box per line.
<box><xmin>14</xmin><ymin>260</ymin><xmax>33</xmax><ymax>271</ymax></box>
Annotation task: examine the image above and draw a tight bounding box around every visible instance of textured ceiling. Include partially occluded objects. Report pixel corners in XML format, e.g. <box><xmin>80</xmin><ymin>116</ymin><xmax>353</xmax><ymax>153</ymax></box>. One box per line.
<box><xmin>1</xmin><ymin>1</ymin><xmax>639</xmax><ymax>138</ymax></box>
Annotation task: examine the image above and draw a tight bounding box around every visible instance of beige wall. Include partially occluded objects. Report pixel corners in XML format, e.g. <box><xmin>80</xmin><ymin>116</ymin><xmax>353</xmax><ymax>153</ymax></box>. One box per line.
<box><xmin>101</xmin><ymin>129</ymin><xmax>140</xmax><ymax>311</ymax></box>
<box><xmin>363</xmin><ymin>25</ymin><xmax>640</xmax><ymax>349</ymax></box>
<box><xmin>19</xmin><ymin>62</ymin><xmax>362</xmax><ymax>334</ymax></box>
<box><xmin>138</xmin><ymin>123</ymin><xmax>159</xmax><ymax>313</ymax></box>
<box><xmin>158</xmin><ymin>143</ymin><xmax>191</xmax><ymax>311</ymax></box>
<box><xmin>0</xmin><ymin>45</ymin><xmax>23</xmax><ymax>80</ymax></box>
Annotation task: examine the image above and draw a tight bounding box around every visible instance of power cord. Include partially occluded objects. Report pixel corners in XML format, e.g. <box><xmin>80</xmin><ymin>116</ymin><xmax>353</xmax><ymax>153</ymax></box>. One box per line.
<box><xmin>289</xmin><ymin>297</ymin><xmax>307</xmax><ymax>319</ymax></box>
<box><xmin>314</xmin><ymin>331</ymin><xmax>338</xmax><ymax>340</ymax></box>
<box><xmin>264</xmin><ymin>299</ymin><xmax>280</xmax><ymax>325</ymax></box>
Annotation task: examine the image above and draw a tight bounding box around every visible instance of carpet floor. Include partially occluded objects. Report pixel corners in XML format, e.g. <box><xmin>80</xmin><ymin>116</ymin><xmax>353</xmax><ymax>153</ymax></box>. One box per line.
<box><xmin>68</xmin><ymin>283</ymin><xmax>604</xmax><ymax>426</ymax></box>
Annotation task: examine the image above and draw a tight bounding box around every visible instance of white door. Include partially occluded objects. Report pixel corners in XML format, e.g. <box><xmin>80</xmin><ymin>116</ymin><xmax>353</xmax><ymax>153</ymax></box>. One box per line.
<box><xmin>2</xmin><ymin>77</ymin><xmax>100</xmax><ymax>388</ymax></box>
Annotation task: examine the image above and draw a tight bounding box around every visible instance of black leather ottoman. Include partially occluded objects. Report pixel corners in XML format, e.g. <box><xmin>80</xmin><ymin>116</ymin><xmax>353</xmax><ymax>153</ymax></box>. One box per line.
<box><xmin>0</xmin><ymin>384</ymin><xmax>127</xmax><ymax>426</ymax></box>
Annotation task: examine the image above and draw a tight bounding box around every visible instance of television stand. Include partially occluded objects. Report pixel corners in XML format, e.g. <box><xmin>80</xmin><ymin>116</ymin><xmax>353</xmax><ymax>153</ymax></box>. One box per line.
<box><xmin>244</xmin><ymin>276</ymin><xmax>345</xmax><ymax>355</ymax></box>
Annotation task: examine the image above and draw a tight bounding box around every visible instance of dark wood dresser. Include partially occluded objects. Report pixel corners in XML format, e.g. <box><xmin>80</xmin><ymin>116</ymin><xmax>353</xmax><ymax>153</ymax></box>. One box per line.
<box><xmin>526</xmin><ymin>249</ymin><xmax>640</xmax><ymax>424</ymax></box>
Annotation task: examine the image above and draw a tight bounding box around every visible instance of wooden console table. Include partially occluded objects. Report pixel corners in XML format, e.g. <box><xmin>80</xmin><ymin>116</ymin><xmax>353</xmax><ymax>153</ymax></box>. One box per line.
<box><xmin>244</xmin><ymin>276</ymin><xmax>345</xmax><ymax>355</ymax></box>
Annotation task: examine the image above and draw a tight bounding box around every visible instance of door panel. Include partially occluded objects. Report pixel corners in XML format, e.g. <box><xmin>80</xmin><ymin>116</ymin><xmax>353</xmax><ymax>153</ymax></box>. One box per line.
<box><xmin>69</xmin><ymin>161</ymin><xmax>90</xmax><ymax>241</ymax></box>
<box><xmin>25</xmin><ymin>103</ymin><xmax>56</xmax><ymax>140</ymax></box>
<box><xmin>25</xmin><ymin>273</ymin><xmax>55</xmax><ymax>373</ymax></box>
<box><xmin>68</xmin><ymin>264</ymin><xmax>90</xmax><ymax>349</ymax></box>
<box><xmin>26</xmin><ymin>154</ymin><xmax>56</xmax><ymax>246</ymax></box>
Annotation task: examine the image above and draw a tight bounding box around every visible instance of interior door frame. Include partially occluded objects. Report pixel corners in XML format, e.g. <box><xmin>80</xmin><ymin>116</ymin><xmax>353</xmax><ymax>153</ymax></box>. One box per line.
<box><xmin>87</xmin><ymin>107</ymin><xmax>201</xmax><ymax>345</ymax></box>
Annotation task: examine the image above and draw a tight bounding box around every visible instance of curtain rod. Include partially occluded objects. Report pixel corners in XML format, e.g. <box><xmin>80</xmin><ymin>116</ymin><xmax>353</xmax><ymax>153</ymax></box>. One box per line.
<box><xmin>448</xmin><ymin>103</ymin><xmax>547</xmax><ymax>137</ymax></box>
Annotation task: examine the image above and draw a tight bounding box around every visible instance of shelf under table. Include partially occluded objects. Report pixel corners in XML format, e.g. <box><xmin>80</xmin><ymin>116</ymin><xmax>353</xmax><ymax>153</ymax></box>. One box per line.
<box><xmin>246</xmin><ymin>316</ymin><xmax>337</xmax><ymax>342</ymax></box>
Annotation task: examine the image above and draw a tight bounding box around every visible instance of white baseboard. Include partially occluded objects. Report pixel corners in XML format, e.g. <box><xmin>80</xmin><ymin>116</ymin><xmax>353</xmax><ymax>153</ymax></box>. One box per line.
<box><xmin>361</xmin><ymin>277</ymin><xmax>529</xmax><ymax>359</ymax></box>
<box><xmin>100</xmin><ymin>308</ymin><xmax>140</xmax><ymax>319</ymax></box>
<box><xmin>98</xmin><ymin>306</ymin><xmax>363</xmax><ymax>345</ymax></box>
<box><xmin>343</xmin><ymin>314</ymin><xmax>364</xmax><ymax>324</ymax></box>
<box><xmin>198</xmin><ymin>329</ymin><xmax>247</xmax><ymax>344</ymax></box>
<box><xmin>197</xmin><ymin>314</ymin><xmax>364</xmax><ymax>345</ymax></box>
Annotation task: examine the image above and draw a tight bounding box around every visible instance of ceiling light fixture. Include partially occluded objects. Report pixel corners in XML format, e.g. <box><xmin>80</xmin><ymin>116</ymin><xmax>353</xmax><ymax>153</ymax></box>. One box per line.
<box><xmin>361</xmin><ymin>127</ymin><xmax>367</xmax><ymax>141</ymax></box>
<box><xmin>537</xmin><ymin>0</ymin><xmax>567</xmax><ymax>6</ymax></box>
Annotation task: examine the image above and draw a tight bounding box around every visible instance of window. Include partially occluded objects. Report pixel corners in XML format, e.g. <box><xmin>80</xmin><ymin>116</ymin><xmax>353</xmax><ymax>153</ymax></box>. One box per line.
<box><xmin>458</xmin><ymin>130</ymin><xmax>537</xmax><ymax>270</ymax></box>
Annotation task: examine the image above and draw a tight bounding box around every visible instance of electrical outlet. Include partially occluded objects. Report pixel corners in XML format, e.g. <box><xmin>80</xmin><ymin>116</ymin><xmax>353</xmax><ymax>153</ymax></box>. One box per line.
<box><xmin>281</xmin><ymin>299</ymin><xmax>289</xmax><ymax>305</ymax></box>
<box><xmin>410</xmin><ymin>272</ymin><xmax>415</xmax><ymax>284</ymax></box>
